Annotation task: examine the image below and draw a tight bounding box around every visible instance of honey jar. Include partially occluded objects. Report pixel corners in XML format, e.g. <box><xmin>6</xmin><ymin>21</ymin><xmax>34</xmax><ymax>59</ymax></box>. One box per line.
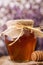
<box><xmin>1</xmin><ymin>20</ymin><xmax>43</xmax><ymax>62</ymax></box>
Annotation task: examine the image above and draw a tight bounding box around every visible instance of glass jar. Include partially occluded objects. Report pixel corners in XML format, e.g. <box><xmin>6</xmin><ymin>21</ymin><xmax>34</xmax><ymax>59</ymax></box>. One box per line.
<box><xmin>1</xmin><ymin>20</ymin><xmax>43</xmax><ymax>62</ymax></box>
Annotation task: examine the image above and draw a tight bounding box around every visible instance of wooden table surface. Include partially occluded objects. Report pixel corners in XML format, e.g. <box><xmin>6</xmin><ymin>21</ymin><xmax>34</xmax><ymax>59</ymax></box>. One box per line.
<box><xmin>0</xmin><ymin>56</ymin><xmax>43</xmax><ymax>65</ymax></box>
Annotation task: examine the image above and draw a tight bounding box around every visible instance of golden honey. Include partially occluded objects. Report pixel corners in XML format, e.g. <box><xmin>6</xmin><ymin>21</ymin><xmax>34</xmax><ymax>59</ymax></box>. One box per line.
<box><xmin>5</xmin><ymin>28</ymin><xmax>36</xmax><ymax>62</ymax></box>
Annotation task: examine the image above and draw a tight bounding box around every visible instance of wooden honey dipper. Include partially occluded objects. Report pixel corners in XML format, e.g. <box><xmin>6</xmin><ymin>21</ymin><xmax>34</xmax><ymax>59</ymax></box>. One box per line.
<box><xmin>31</xmin><ymin>51</ymin><xmax>43</xmax><ymax>61</ymax></box>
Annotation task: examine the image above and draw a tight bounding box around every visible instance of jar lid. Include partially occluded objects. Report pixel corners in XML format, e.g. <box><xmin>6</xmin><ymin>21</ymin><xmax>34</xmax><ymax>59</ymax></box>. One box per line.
<box><xmin>5</xmin><ymin>19</ymin><xmax>34</xmax><ymax>28</ymax></box>
<box><xmin>0</xmin><ymin>20</ymin><xmax>43</xmax><ymax>40</ymax></box>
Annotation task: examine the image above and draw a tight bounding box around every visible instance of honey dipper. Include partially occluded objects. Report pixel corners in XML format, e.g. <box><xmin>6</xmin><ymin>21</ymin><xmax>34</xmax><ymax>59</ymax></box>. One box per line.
<box><xmin>31</xmin><ymin>51</ymin><xmax>43</xmax><ymax>61</ymax></box>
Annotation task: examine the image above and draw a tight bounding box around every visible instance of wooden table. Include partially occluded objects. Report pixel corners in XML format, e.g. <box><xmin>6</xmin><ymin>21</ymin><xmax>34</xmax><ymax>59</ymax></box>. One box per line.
<box><xmin>0</xmin><ymin>56</ymin><xmax>43</xmax><ymax>65</ymax></box>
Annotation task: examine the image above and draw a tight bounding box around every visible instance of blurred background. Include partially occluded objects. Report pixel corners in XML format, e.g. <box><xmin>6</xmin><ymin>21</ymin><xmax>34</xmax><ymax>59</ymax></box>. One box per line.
<box><xmin>0</xmin><ymin>0</ymin><xmax>43</xmax><ymax>57</ymax></box>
